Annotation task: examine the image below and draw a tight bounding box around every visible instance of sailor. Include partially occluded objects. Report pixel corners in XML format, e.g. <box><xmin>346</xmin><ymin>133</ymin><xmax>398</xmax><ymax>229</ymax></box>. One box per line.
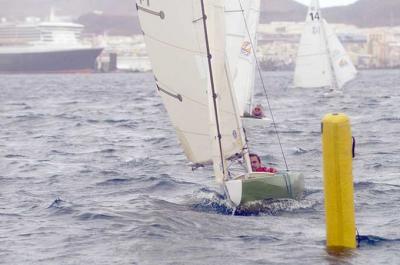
<box><xmin>249</xmin><ymin>153</ymin><xmax>277</xmax><ymax>173</ymax></box>
<box><xmin>251</xmin><ymin>104</ymin><xmax>265</xmax><ymax>118</ymax></box>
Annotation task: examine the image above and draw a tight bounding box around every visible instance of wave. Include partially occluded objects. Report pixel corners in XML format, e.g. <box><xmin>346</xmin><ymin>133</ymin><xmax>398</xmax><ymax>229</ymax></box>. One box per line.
<box><xmin>357</xmin><ymin>235</ymin><xmax>400</xmax><ymax>247</ymax></box>
<box><xmin>189</xmin><ymin>187</ymin><xmax>317</xmax><ymax>216</ymax></box>
<box><xmin>96</xmin><ymin>178</ymin><xmax>131</xmax><ymax>186</ymax></box>
<box><xmin>47</xmin><ymin>197</ymin><xmax>76</xmax><ymax>215</ymax></box>
<box><xmin>76</xmin><ymin>212</ymin><xmax>117</xmax><ymax>221</ymax></box>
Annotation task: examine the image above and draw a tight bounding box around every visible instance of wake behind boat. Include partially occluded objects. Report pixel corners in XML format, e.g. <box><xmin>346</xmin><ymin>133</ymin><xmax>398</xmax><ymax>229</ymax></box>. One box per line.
<box><xmin>136</xmin><ymin>0</ymin><xmax>303</xmax><ymax>207</ymax></box>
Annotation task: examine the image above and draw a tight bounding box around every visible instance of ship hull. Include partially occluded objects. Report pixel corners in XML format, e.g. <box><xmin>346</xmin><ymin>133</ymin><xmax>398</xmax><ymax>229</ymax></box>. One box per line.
<box><xmin>0</xmin><ymin>48</ymin><xmax>103</xmax><ymax>73</ymax></box>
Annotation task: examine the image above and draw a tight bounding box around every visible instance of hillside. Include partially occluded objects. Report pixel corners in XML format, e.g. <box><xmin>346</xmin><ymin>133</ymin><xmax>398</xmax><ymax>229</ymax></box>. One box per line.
<box><xmin>0</xmin><ymin>0</ymin><xmax>399</xmax><ymax>35</ymax></box>
<box><xmin>260</xmin><ymin>0</ymin><xmax>307</xmax><ymax>22</ymax></box>
<box><xmin>0</xmin><ymin>0</ymin><xmax>136</xmax><ymax>18</ymax></box>
<box><xmin>324</xmin><ymin>0</ymin><xmax>400</xmax><ymax>27</ymax></box>
<box><xmin>260</xmin><ymin>0</ymin><xmax>400</xmax><ymax>27</ymax></box>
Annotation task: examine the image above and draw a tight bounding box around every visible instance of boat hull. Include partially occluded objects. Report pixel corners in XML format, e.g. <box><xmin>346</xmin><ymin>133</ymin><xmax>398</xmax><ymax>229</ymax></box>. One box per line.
<box><xmin>225</xmin><ymin>172</ymin><xmax>304</xmax><ymax>206</ymax></box>
<box><xmin>0</xmin><ymin>48</ymin><xmax>103</xmax><ymax>73</ymax></box>
<box><xmin>241</xmin><ymin>116</ymin><xmax>270</xmax><ymax>127</ymax></box>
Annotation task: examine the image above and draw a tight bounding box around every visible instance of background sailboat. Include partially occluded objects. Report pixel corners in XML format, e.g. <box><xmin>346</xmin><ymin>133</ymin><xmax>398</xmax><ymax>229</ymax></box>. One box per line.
<box><xmin>293</xmin><ymin>0</ymin><xmax>357</xmax><ymax>90</ymax></box>
<box><xmin>225</xmin><ymin>0</ymin><xmax>259</xmax><ymax>117</ymax></box>
<box><xmin>136</xmin><ymin>0</ymin><xmax>303</xmax><ymax>206</ymax></box>
<box><xmin>225</xmin><ymin>0</ymin><xmax>270</xmax><ymax>124</ymax></box>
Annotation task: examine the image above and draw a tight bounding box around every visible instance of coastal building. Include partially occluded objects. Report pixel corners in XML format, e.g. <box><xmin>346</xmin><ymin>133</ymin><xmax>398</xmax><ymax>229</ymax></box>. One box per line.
<box><xmin>92</xmin><ymin>34</ymin><xmax>151</xmax><ymax>72</ymax></box>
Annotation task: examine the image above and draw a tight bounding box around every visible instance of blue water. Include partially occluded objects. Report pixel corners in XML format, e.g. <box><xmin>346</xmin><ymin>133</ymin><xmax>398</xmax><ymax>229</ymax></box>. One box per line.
<box><xmin>1</xmin><ymin>71</ymin><xmax>399</xmax><ymax>264</ymax></box>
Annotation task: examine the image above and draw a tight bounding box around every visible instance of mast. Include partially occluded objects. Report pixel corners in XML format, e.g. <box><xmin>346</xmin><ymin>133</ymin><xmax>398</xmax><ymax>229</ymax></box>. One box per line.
<box><xmin>200</xmin><ymin>0</ymin><xmax>227</xmax><ymax>182</ymax></box>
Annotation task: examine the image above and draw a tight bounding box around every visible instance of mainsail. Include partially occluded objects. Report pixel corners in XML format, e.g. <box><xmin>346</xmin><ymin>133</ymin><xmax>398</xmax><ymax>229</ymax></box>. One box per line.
<box><xmin>293</xmin><ymin>0</ymin><xmax>357</xmax><ymax>89</ymax></box>
<box><xmin>136</xmin><ymin>0</ymin><xmax>248</xmax><ymax>182</ymax></box>
<box><xmin>225</xmin><ymin>0</ymin><xmax>260</xmax><ymax>116</ymax></box>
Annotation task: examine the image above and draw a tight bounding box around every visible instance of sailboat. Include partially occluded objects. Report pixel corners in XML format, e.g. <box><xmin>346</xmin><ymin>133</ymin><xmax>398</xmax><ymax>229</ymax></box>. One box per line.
<box><xmin>225</xmin><ymin>0</ymin><xmax>269</xmax><ymax>124</ymax></box>
<box><xmin>293</xmin><ymin>0</ymin><xmax>357</xmax><ymax>90</ymax></box>
<box><xmin>136</xmin><ymin>0</ymin><xmax>303</xmax><ymax>206</ymax></box>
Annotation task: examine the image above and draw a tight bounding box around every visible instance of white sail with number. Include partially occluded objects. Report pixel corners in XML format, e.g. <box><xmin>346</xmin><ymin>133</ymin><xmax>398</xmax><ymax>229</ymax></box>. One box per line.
<box><xmin>294</xmin><ymin>0</ymin><xmax>331</xmax><ymax>88</ymax></box>
<box><xmin>136</xmin><ymin>0</ymin><xmax>248</xmax><ymax>182</ymax></box>
<box><xmin>294</xmin><ymin>0</ymin><xmax>357</xmax><ymax>89</ymax></box>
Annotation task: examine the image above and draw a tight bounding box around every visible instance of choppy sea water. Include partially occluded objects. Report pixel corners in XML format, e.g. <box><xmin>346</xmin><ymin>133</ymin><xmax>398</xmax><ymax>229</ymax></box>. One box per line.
<box><xmin>0</xmin><ymin>70</ymin><xmax>400</xmax><ymax>265</ymax></box>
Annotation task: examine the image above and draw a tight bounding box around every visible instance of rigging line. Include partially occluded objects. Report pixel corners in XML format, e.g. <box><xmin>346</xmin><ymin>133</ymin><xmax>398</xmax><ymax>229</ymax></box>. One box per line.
<box><xmin>237</xmin><ymin>0</ymin><xmax>289</xmax><ymax>171</ymax></box>
<box><xmin>200</xmin><ymin>0</ymin><xmax>226</xmax><ymax>177</ymax></box>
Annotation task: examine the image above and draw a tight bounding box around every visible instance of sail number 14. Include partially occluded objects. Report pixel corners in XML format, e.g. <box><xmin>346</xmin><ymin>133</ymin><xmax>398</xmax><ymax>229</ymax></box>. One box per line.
<box><xmin>309</xmin><ymin>12</ymin><xmax>320</xmax><ymax>21</ymax></box>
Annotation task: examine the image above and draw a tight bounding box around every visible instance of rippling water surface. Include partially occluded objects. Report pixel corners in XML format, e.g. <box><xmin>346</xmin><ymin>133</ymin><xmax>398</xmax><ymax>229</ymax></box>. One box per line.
<box><xmin>1</xmin><ymin>71</ymin><xmax>400</xmax><ymax>264</ymax></box>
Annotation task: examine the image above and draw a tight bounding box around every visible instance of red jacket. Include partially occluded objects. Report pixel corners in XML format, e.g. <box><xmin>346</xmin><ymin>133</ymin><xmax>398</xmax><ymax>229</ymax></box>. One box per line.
<box><xmin>255</xmin><ymin>167</ymin><xmax>277</xmax><ymax>173</ymax></box>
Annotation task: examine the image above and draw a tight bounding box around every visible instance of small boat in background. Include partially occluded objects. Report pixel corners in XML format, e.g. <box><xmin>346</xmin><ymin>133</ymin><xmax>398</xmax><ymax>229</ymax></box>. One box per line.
<box><xmin>293</xmin><ymin>0</ymin><xmax>357</xmax><ymax>90</ymax></box>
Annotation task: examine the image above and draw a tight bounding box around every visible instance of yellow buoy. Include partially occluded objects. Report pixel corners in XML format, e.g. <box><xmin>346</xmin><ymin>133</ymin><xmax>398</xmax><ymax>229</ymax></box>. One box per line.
<box><xmin>322</xmin><ymin>113</ymin><xmax>356</xmax><ymax>249</ymax></box>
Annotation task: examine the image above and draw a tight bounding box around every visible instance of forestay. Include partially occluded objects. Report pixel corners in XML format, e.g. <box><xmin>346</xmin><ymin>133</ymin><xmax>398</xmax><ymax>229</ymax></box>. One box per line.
<box><xmin>225</xmin><ymin>0</ymin><xmax>260</xmax><ymax>116</ymax></box>
<box><xmin>136</xmin><ymin>0</ymin><xmax>248</xmax><ymax>182</ymax></box>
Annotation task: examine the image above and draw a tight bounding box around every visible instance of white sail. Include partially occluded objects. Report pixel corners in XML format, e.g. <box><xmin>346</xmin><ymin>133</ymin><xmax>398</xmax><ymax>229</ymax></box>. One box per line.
<box><xmin>225</xmin><ymin>0</ymin><xmax>260</xmax><ymax>115</ymax></box>
<box><xmin>136</xmin><ymin>0</ymin><xmax>247</xmax><ymax>182</ymax></box>
<box><xmin>293</xmin><ymin>0</ymin><xmax>331</xmax><ymax>88</ymax></box>
<box><xmin>294</xmin><ymin>0</ymin><xmax>357</xmax><ymax>89</ymax></box>
<box><xmin>136</xmin><ymin>1</ymin><xmax>210</xmax><ymax>164</ymax></box>
<box><xmin>324</xmin><ymin>20</ymin><xmax>357</xmax><ymax>89</ymax></box>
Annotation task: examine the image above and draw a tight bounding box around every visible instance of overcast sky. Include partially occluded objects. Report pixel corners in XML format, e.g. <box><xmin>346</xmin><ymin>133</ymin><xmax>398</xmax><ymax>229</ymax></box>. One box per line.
<box><xmin>293</xmin><ymin>0</ymin><xmax>359</xmax><ymax>7</ymax></box>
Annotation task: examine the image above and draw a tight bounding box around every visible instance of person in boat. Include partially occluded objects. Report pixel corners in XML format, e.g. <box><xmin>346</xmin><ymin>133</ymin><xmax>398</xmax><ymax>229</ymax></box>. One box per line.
<box><xmin>251</xmin><ymin>104</ymin><xmax>265</xmax><ymax>118</ymax></box>
<box><xmin>249</xmin><ymin>153</ymin><xmax>277</xmax><ymax>173</ymax></box>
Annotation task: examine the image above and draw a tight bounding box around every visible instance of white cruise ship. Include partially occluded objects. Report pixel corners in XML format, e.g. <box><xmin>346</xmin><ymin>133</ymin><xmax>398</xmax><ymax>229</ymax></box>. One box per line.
<box><xmin>0</xmin><ymin>14</ymin><xmax>103</xmax><ymax>73</ymax></box>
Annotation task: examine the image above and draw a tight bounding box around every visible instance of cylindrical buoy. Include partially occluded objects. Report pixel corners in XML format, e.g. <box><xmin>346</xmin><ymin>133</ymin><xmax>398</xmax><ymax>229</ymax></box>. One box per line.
<box><xmin>322</xmin><ymin>113</ymin><xmax>356</xmax><ymax>249</ymax></box>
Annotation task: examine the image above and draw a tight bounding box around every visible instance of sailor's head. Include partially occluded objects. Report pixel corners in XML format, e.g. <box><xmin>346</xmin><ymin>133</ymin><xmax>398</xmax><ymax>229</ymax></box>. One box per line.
<box><xmin>252</xmin><ymin>105</ymin><xmax>263</xmax><ymax>117</ymax></box>
<box><xmin>249</xmin><ymin>153</ymin><xmax>261</xmax><ymax>171</ymax></box>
